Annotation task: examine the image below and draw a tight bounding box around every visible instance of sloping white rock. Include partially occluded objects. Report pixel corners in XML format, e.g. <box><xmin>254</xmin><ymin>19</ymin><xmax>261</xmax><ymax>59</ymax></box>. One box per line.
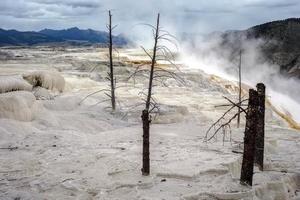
<box><xmin>23</xmin><ymin>71</ymin><xmax>65</xmax><ymax>92</ymax></box>
<box><xmin>0</xmin><ymin>91</ymin><xmax>39</xmax><ymax>121</ymax></box>
<box><xmin>0</xmin><ymin>75</ymin><xmax>32</xmax><ymax>93</ymax></box>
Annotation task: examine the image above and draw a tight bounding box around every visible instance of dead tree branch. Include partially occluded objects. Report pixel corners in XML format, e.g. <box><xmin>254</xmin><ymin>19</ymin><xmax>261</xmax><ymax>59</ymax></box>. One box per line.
<box><xmin>204</xmin><ymin>98</ymin><xmax>248</xmax><ymax>142</ymax></box>
<box><xmin>79</xmin><ymin>89</ymin><xmax>110</xmax><ymax>105</ymax></box>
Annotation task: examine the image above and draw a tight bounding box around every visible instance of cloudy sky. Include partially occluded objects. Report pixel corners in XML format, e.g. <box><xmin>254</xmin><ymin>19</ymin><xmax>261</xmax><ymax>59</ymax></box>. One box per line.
<box><xmin>1</xmin><ymin>0</ymin><xmax>300</xmax><ymax>34</ymax></box>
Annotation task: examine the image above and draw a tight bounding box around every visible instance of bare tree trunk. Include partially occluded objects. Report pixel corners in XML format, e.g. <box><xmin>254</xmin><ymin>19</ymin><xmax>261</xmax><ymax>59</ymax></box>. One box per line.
<box><xmin>237</xmin><ymin>50</ymin><xmax>242</xmax><ymax>128</ymax></box>
<box><xmin>145</xmin><ymin>13</ymin><xmax>160</xmax><ymax>110</ymax></box>
<box><xmin>108</xmin><ymin>10</ymin><xmax>116</xmax><ymax>111</ymax></box>
<box><xmin>255</xmin><ymin>83</ymin><xmax>265</xmax><ymax>171</ymax></box>
<box><xmin>240</xmin><ymin>89</ymin><xmax>258</xmax><ymax>186</ymax></box>
<box><xmin>141</xmin><ymin>109</ymin><xmax>150</xmax><ymax>175</ymax></box>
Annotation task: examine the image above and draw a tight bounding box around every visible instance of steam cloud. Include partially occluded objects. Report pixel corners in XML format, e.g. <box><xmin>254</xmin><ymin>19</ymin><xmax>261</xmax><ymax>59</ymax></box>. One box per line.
<box><xmin>179</xmin><ymin>33</ymin><xmax>300</xmax><ymax>123</ymax></box>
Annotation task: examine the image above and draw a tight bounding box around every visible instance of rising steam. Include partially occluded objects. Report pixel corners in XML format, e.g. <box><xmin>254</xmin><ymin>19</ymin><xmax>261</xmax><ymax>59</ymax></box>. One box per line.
<box><xmin>179</xmin><ymin>33</ymin><xmax>300</xmax><ymax>124</ymax></box>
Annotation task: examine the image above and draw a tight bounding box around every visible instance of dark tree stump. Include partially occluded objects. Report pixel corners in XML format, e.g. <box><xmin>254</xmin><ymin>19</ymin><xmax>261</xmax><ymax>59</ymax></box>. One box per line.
<box><xmin>141</xmin><ymin>109</ymin><xmax>150</xmax><ymax>175</ymax></box>
<box><xmin>240</xmin><ymin>89</ymin><xmax>259</xmax><ymax>186</ymax></box>
<box><xmin>255</xmin><ymin>83</ymin><xmax>265</xmax><ymax>171</ymax></box>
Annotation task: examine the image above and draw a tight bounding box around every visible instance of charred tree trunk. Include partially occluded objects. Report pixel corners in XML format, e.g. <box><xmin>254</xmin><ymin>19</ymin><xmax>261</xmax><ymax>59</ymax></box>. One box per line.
<box><xmin>240</xmin><ymin>89</ymin><xmax>259</xmax><ymax>186</ymax></box>
<box><xmin>108</xmin><ymin>10</ymin><xmax>116</xmax><ymax>111</ymax></box>
<box><xmin>141</xmin><ymin>109</ymin><xmax>150</xmax><ymax>175</ymax></box>
<box><xmin>237</xmin><ymin>50</ymin><xmax>242</xmax><ymax>128</ymax></box>
<box><xmin>254</xmin><ymin>83</ymin><xmax>265</xmax><ymax>171</ymax></box>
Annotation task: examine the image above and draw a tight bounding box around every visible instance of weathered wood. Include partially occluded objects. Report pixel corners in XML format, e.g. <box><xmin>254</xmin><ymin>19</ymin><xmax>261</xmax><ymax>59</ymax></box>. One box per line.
<box><xmin>255</xmin><ymin>83</ymin><xmax>265</xmax><ymax>171</ymax></box>
<box><xmin>240</xmin><ymin>89</ymin><xmax>259</xmax><ymax>186</ymax></box>
<box><xmin>141</xmin><ymin>109</ymin><xmax>150</xmax><ymax>175</ymax></box>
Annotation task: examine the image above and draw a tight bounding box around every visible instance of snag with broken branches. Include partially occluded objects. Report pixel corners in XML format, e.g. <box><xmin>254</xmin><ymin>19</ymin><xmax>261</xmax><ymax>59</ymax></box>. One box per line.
<box><xmin>128</xmin><ymin>13</ymin><xmax>184</xmax><ymax>175</ymax></box>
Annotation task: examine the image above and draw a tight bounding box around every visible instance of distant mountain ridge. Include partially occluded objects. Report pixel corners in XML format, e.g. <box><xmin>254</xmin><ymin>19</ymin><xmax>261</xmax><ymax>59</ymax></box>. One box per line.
<box><xmin>39</xmin><ymin>27</ymin><xmax>128</xmax><ymax>45</ymax></box>
<box><xmin>0</xmin><ymin>28</ymin><xmax>63</xmax><ymax>46</ymax></box>
<box><xmin>0</xmin><ymin>27</ymin><xmax>129</xmax><ymax>46</ymax></box>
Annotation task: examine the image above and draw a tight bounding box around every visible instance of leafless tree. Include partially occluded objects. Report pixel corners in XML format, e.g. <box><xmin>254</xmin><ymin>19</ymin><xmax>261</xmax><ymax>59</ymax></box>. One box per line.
<box><xmin>108</xmin><ymin>10</ymin><xmax>116</xmax><ymax>110</ymax></box>
<box><xmin>128</xmin><ymin>13</ymin><xmax>184</xmax><ymax>175</ymax></box>
<box><xmin>212</xmin><ymin>49</ymin><xmax>244</xmax><ymax>130</ymax></box>
<box><xmin>79</xmin><ymin>10</ymin><xmax>119</xmax><ymax>111</ymax></box>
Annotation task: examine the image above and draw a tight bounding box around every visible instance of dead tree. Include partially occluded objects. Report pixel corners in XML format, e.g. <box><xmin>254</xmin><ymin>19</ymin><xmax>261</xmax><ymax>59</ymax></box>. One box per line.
<box><xmin>141</xmin><ymin>13</ymin><xmax>159</xmax><ymax>176</ymax></box>
<box><xmin>207</xmin><ymin>50</ymin><xmax>246</xmax><ymax>141</ymax></box>
<box><xmin>108</xmin><ymin>10</ymin><xmax>116</xmax><ymax>110</ymax></box>
<box><xmin>254</xmin><ymin>83</ymin><xmax>265</xmax><ymax>171</ymax></box>
<box><xmin>78</xmin><ymin>10</ymin><xmax>119</xmax><ymax>111</ymax></box>
<box><xmin>140</xmin><ymin>13</ymin><xmax>160</xmax><ymax>176</ymax></box>
<box><xmin>128</xmin><ymin>13</ymin><xmax>184</xmax><ymax>175</ymax></box>
<box><xmin>207</xmin><ymin>86</ymin><xmax>265</xmax><ymax>186</ymax></box>
<box><xmin>240</xmin><ymin>89</ymin><xmax>259</xmax><ymax>186</ymax></box>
